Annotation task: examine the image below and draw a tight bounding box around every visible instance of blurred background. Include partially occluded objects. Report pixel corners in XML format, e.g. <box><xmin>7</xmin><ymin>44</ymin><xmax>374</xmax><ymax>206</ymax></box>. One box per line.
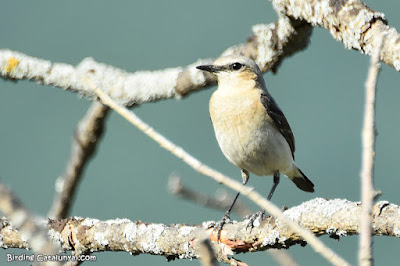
<box><xmin>1</xmin><ymin>1</ymin><xmax>399</xmax><ymax>265</ymax></box>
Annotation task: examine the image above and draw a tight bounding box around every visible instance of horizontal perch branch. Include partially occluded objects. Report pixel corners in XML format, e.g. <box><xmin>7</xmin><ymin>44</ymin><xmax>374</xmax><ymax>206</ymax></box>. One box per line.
<box><xmin>0</xmin><ymin>199</ymin><xmax>398</xmax><ymax>264</ymax></box>
<box><xmin>1</xmin><ymin>17</ymin><xmax>311</xmax><ymax>106</ymax></box>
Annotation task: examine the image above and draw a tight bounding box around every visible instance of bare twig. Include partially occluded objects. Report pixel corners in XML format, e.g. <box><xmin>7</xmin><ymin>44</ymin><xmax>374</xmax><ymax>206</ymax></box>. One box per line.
<box><xmin>87</xmin><ymin>79</ymin><xmax>350</xmax><ymax>266</ymax></box>
<box><xmin>168</xmin><ymin>175</ymin><xmax>253</xmax><ymax>217</ymax></box>
<box><xmin>48</xmin><ymin>101</ymin><xmax>110</xmax><ymax>220</ymax></box>
<box><xmin>0</xmin><ymin>181</ymin><xmax>60</xmax><ymax>266</ymax></box>
<box><xmin>1</xmin><ymin>200</ymin><xmax>399</xmax><ymax>263</ymax></box>
<box><xmin>359</xmin><ymin>33</ymin><xmax>385</xmax><ymax>266</ymax></box>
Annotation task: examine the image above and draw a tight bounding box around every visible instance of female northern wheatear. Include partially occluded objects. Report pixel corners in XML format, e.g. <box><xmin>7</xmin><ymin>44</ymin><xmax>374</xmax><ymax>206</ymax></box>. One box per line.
<box><xmin>197</xmin><ymin>55</ymin><xmax>314</xmax><ymax>232</ymax></box>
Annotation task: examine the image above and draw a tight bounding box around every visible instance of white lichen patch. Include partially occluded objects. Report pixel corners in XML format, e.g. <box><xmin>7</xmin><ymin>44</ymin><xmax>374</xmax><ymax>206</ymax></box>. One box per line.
<box><xmin>202</xmin><ymin>221</ymin><xmax>216</xmax><ymax>229</ymax></box>
<box><xmin>326</xmin><ymin>227</ymin><xmax>347</xmax><ymax>237</ymax></box>
<box><xmin>81</xmin><ymin>218</ymin><xmax>100</xmax><ymax>227</ymax></box>
<box><xmin>0</xmin><ymin>235</ymin><xmax>6</xmax><ymax>249</ymax></box>
<box><xmin>178</xmin><ymin>242</ymin><xmax>196</xmax><ymax>259</ymax></box>
<box><xmin>277</xmin><ymin>17</ymin><xmax>295</xmax><ymax>43</ymax></box>
<box><xmin>393</xmin><ymin>228</ymin><xmax>400</xmax><ymax>237</ymax></box>
<box><xmin>178</xmin><ymin>226</ymin><xmax>195</xmax><ymax>237</ymax></box>
<box><xmin>77</xmin><ymin>58</ymin><xmax>182</xmax><ymax>106</ymax></box>
<box><xmin>377</xmin><ymin>27</ymin><xmax>400</xmax><ymax>71</ymax></box>
<box><xmin>284</xmin><ymin>198</ymin><xmax>354</xmax><ymax>221</ymax></box>
<box><xmin>106</xmin><ymin>218</ymin><xmax>131</xmax><ymax>225</ymax></box>
<box><xmin>139</xmin><ymin>224</ymin><xmax>166</xmax><ymax>255</ymax></box>
<box><xmin>263</xmin><ymin>229</ymin><xmax>280</xmax><ymax>246</ymax></box>
<box><xmin>337</xmin><ymin>230</ymin><xmax>348</xmax><ymax>237</ymax></box>
<box><xmin>123</xmin><ymin>222</ymin><xmax>137</xmax><ymax>242</ymax></box>
<box><xmin>94</xmin><ymin>232</ymin><xmax>109</xmax><ymax>247</ymax></box>
<box><xmin>46</xmin><ymin>62</ymin><xmax>77</xmax><ymax>89</ymax></box>
<box><xmin>188</xmin><ymin>59</ymin><xmax>213</xmax><ymax>86</ymax></box>
<box><xmin>47</xmin><ymin>228</ymin><xmax>64</xmax><ymax>248</ymax></box>
<box><xmin>252</xmin><ymin>23</ymin><xmax>276</xmax><ymax>69</ymax></box>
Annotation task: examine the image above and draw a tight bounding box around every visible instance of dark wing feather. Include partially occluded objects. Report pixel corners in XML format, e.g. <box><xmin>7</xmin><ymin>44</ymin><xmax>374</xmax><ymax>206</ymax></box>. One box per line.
<box><xmin>260</xmin><ymin>93</ymin><xmax>295</xmax><ymax>158</ymax></box>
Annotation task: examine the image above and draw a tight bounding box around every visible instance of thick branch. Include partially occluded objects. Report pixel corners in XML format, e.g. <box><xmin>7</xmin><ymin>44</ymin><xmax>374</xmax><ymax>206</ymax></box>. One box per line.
<box><xmin>1</xmin><ymin>199</ymin><xmax>399</xmax><ymax>264</ymax></box>
<box><xmin>271</xmin><ymin>0</ymin><xmax>400</xmax><ymax>70</ymax></box>
<box><xmin>0</xmin><ymin>17</ymin><xmax>311</xmax><ymax>106</ymax></box>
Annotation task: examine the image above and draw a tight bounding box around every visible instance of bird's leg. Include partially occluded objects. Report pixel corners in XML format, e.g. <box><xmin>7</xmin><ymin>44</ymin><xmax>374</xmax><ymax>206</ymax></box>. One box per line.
<box><xmin>267</xmin><ymin>171</ymin><xmax>280</xmax><ymax>200</ymax></box>
<box><xmin>245</xmin><ymin>171</ymin><xmax>280</xmax><ymax>230</ymax></box>
<box><xmin>214</xmin><ymin>169</ymin><xmax>249</xmax><ymax>240</ymax></box>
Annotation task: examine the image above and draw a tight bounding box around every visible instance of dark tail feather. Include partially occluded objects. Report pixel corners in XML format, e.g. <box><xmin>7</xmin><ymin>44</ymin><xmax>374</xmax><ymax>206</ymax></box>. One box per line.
<box><xmin>292</xmin><ymin>168</ymin><xmax>314</xmax><ymax>192</ymax></box>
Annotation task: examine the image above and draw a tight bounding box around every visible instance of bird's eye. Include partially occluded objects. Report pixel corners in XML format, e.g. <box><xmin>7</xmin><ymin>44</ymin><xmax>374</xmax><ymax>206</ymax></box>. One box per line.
<box><xmin>230</xmin><ymin>63</ymin><xmax>243</xmax><ymax>71</ymax></box>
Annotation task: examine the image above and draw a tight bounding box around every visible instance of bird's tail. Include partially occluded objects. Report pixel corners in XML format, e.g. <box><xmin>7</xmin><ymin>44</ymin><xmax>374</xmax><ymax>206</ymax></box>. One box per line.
<box><xmin>289</xmin><ymin>166</ymin><xmax>314</xmax><ymax>192</ymax></box>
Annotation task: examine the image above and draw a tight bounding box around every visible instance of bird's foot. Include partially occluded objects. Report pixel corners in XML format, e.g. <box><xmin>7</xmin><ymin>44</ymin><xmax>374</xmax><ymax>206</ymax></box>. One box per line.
<box><xmin>213</xmin><ymin>212</ymin><xmax>232</xmax><ymax>240</ymax></box>
<box><xmin>244</xmin><ymin>210</ymin><xmax>266</xmax><ymax>231</ymax></box>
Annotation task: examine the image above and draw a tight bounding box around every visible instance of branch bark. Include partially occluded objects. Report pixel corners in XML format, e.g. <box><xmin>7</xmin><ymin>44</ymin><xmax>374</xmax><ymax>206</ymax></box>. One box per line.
<box><xmin>0</xmin><ymin>182</ymin><xmax>60</xmax><ymax>266</ymax></box>
<box><xmin>1</xmin><ymin>199</ymin><xmax>398</xmax><ymax>264</ymax></box>
<box><xmin>271</xmin><ymin>0</ymin><xmax>400</xmax><ymax>70</ymax></box>
<box><xmin>359</xmin><ymin>32</ymin><xmax>385</xmax><ymax>266</ymax></box>
<box><xmin>0</xmin><ymin>16</ymin><xmax>311</xmax><ymax>106</ymax></box>
<box><xmin>48</xmin><ymin>101</ymin><xmax>110</xmax><ymax>220</ymax></box>
<box><xmin>0</xmin><ymin>1</ymin><xmax>399</xmax><ymax>109</ymax></box>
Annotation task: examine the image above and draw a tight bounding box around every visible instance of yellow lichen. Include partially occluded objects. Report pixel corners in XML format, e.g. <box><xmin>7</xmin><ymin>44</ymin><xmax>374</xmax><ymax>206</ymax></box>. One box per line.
<box><xmin>2</xmin><ymin>57</ymin><xmax>19</xmax><ymax>73</ymax></box>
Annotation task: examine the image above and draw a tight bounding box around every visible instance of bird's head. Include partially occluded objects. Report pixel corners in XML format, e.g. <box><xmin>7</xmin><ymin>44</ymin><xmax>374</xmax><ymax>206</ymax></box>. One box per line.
<box><xmin>196</xmin><ymin>55</ymin><xmax>265</xmax><ymax>91</ymax></box>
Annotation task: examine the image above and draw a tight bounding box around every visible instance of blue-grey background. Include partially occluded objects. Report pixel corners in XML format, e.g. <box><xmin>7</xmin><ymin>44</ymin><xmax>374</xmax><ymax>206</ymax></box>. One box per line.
<box><xmin>1</xmin><ymin>1</ymin><xmax>399</xmax><ymax>265</ymax></box>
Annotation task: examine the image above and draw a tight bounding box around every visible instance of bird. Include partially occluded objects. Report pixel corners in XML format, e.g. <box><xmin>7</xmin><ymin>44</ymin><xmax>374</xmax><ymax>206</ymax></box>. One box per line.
<box><xmin>196</xmin><ymin>55</ymin><xmax>314</xmax><ymax>236</ymax></box>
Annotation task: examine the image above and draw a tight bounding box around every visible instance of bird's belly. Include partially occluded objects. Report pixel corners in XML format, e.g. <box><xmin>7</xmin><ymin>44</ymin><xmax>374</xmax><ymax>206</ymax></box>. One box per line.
<box><xmin>215</xmin><ymin>123</ymin><xmax>293</xmax><ymax>176</ymax></box>
<box><xmin>210</xmin><ymin>94</ymin><xmax>293</xmax><ymax>176</ymax></box>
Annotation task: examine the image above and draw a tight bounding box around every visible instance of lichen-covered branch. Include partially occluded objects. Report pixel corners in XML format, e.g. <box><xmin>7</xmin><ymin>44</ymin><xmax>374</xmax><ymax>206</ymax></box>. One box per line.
<box><xmin>0</xmin><ymin>182</ymin><xmax>60</xmax><ymax>266</ymax></box>
<box><xmin>48</xmin><ymin>101</ymin><xmax>110</xmax><ymax>220</ymax></box>
<box><xmin>271</xmin><ymin>0</ymin><xmax>400</xmax><ymax>70</ymax></box>
<box><xmin>0</xmin><ymin>17</ymin><xmax>311</xmax><ymax>106</ymax></box>
<box><xmin>167</xmin><ymin>175</ymin><xmax>298</xmax><ymax>266</ymax></box>
<box><xmin>0</xmin><ymin>1</ymin><xmax>399</xmax><ymax>108</ymax></box>
<box><xmin>1</xmin><ymin>199</ymin><xmax>399</xmax><ymax>264</ymax></box>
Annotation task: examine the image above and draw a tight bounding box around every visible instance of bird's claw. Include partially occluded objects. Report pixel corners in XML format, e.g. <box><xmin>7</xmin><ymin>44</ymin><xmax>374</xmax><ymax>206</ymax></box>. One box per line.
<box><xmin>214</xmin><ymin>212</ymin><xmax>232</xmax><ymax>240</ymax></box>
<box><xmin>245</xmin><ymin>210</ymin><xmax>266</xmax><ymax>231</ymax></box>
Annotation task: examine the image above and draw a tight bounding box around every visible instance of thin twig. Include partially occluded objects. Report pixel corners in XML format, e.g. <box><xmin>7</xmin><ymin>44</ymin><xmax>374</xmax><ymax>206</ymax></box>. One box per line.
<box><xmin>86</xmin><ymin>78</ymin><xmax>350</xmax><ymax>266</ymax></box>
<box><xmin>168</xmin><ymin>175</ymin><xmax>253</xmax><ymax>217</ymax></box>
<box><xmin>359</xmin><ymin>33</ymin><xmax>385</xmax><ymax>266</ymax></box>
<box><xmin>268</xmin><ymin>249</ymin><xmax>299</xmax><ymax>266</ymax></box>
<box><xmin>197</xmin><ymin>234</ymin><xmax>219</xmax><ymax>266</ymax></box>
<box><xmin>48</xmin><ymin>101</ymin><xmax>109</xmax><ymax>219</ymax></box>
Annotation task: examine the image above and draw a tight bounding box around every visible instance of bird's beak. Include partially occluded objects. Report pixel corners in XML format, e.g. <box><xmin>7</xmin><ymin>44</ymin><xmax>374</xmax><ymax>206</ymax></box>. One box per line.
<box><xmin>196</xmin><ymin>64</ymin><xmax>221</xmax><ymax>73</ymax></box>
